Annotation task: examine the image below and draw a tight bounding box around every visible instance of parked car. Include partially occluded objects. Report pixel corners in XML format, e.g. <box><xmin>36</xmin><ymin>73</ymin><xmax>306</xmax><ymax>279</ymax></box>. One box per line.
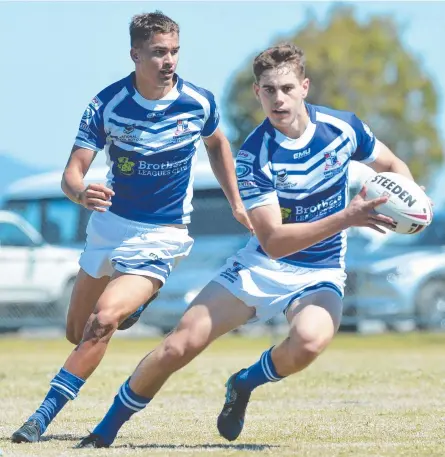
<box><xmin>0</xmin><ymin>210</ymin><xmax>81</xmax><ymax>331</ymax></box>
<box><xmin>343</xmin><ymin>211</ymin><xmax>445</xmax><ymax>330</ymax></box>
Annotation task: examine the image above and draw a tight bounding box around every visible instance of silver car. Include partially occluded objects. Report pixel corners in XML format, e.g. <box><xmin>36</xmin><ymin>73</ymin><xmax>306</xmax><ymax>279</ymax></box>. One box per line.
<box><xmin>343</xmin><ymin>212</ymin><xmax>445</xmax><ymax>330</ymax></box>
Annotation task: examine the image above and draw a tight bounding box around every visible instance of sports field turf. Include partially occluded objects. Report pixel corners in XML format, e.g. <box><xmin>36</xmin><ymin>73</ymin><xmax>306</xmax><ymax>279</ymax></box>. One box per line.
<box><xmin>0</xmin><ymin>333</ymin><xmax>444</xmax><ymax>456</ymax></box>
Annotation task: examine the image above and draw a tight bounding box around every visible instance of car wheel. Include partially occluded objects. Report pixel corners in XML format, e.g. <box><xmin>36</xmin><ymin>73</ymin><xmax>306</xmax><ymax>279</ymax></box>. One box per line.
<box><xmin>415</xmin><ymin>278</ymin><xmax>445</xmax><ymax>330</ymax></box>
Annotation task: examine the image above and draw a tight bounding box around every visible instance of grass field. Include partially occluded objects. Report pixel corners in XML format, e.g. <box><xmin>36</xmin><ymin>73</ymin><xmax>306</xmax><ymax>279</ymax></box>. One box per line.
<box><xmin>0</xmin><ymin>333</ymin><xmax>444</xmax><ymax>457</ymax></box>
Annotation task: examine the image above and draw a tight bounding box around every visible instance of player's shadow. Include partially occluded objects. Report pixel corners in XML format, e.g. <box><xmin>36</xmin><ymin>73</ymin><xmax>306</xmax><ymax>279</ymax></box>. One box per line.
<box><xmin>115</xmin><ymin>443</ymin><xmax>279</xmax><ymax>451</ymax></box>
<box><xmin>40</xmin><ymin>434</ymin><xmax>83</xmax><ymax>442</ymax></box>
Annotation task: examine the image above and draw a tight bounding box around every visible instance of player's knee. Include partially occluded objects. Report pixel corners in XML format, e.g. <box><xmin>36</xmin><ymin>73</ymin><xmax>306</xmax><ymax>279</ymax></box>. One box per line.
<box><xmin>291</xmin><ymin>329</ymin><xmax>333</xmax><ymax>366</ymax></box>
<box><xmin>160</xmin><ymin>337</ymin><xmax>188</xmax><ymax>366</ymax></box>
<box><xmin>160</xmin><ymin>332</ymin><xmax>206</xmax><ymax>368</ymax></box>
<box><xmin>83</xmin><ymin>310</ymin><xmax>118</xmax><ymax>343</ymax></box>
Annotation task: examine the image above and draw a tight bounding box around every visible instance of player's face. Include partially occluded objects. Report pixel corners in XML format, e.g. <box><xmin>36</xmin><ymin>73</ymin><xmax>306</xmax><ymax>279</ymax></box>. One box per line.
<box><xmin>131</xmin><ymin>32</ymin><xmax>180</xmax><ymax>88</ymax></box>
<box><xmin>254</xmin><ymin>66</ymin><xmax>309</xmax><ymax>131</ymax></box>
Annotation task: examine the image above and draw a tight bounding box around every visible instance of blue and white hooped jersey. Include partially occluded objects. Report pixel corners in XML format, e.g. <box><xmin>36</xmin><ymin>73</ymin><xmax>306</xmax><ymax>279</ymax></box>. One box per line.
<box><xmin>236</xmin><ymin>103</ymin><xmax>380</xmax><ymax>269</ymax></box>
<box><xmin>74</xmin><ymin>73</ymin><xmax>219</xmax><ymax>224</ymax></box>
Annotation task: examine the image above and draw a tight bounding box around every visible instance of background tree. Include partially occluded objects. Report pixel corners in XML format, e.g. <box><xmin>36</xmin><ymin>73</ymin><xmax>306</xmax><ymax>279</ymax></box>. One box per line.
<box><xmin>224</xmin><ymin>5</ymin><xmax>443</xmax><ymax>181</ymax></box>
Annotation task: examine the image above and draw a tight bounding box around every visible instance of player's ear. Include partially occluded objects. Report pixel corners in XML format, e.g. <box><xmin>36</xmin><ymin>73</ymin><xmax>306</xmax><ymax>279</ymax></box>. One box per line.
<box><xmin>253</xmin><ymin>82</ymin><xmax>260</xmax><ymax>101</ymax></box>
<box><xmin>130</xmin><ymin>48</ymin><xmax>139</xmax><ymax>64</ymax></box>
<box><xmin>301</xmin><ymin>78</ymin><xmax>310</xmax><ymax>99</ymax></box>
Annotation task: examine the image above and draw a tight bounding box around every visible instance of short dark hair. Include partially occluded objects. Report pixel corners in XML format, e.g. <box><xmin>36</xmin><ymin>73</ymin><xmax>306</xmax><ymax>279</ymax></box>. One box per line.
<box><xmin>130</xmin><ymin>11</ymin><xmax>179</xmax><ymax>48</ymax></box>
<box><xmin>253</xmin><ymin>43</ymin><xmax>306</xmax><ymax>82</ymax></box>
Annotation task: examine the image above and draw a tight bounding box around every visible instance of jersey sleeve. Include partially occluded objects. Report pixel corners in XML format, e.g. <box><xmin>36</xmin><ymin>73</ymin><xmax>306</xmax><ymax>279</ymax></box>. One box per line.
<box><xmin>201</xmin><ymin>92</ymin><xmax>220</xmax><ymax>138</ymax></box>
<box><xmin>74</xmin><ymin>96</ymin><xmax>106</xmax><ymax>152</ymax></box>
<box><xmin>236</xmin><ymin>146</ymin><xmax>278</xmax><ymax>211</ymax></box>
<box><xmin>350</xmin><ymin>114</ymin><xmax>380</xmax><ymax>163</ymax></box>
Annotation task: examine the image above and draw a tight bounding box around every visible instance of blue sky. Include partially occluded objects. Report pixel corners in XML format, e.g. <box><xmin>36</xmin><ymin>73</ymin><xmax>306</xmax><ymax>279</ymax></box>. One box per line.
<box><xmin>0</xmin><ymin>1</ymin><xmax>444</xmax><ymax>170</ymax></box>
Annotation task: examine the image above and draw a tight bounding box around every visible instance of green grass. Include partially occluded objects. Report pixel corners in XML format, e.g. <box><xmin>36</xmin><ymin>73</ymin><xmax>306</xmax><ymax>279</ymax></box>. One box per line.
<box><xmin>0</xmin><ymin>333</ymin><xmax>444</xmax><ymax>456</ymax></box>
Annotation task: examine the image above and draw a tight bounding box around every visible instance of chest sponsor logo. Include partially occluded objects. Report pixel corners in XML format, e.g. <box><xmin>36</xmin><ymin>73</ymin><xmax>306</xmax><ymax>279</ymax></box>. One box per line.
<box><xmin>294</xmin><ymin>194</ymin><xmax>343</xmax><ymax>222</ymax></box>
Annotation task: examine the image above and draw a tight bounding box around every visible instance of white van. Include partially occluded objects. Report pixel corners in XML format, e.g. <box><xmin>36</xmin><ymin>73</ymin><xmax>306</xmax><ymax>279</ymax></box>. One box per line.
<box><xmin>3</xmin><ymin>162</ymin><xmax>250</xmax><ymax>332</ymax></box>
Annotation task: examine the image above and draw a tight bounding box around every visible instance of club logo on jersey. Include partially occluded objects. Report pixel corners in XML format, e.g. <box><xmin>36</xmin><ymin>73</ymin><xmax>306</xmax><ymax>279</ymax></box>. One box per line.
<box><xmin>220</xmin><ymin>261</ymin><xmax>245</xmax><ymax>284</ymax></box>
<box><xmin>117</xmin><ymin>157</ymin><xmax>136</xmax><ymax>176</ymax></box>
<box><xmin>175</xmin><ymin>119</ymin><xmax>191</xmax><ymax>136</ymax></box>
<box><xmin>281</xmin><ymin>207</ymin><xmax>292</xmax><ymax>221</ymax></box>
<box><xmin>324</xmin><ymin>150</ymin><xmax>342</xmax><ymax>178</ymax></box>
<box><xmin>236</xmin><ymin>164</ymin><xmax>252</xmax><ymax>179</ymax></box>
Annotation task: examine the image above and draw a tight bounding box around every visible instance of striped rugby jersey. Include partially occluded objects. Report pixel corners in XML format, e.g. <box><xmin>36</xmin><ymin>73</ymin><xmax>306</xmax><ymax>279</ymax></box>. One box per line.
<box><xmin>75</xmin><ymin>72</ymin><xmax>219</xmax><ymax>224</ymax></box>
<box><xmin>237</xmin><ymin>103</ymin><xmax>379</xmax><ymax>269</ymax></box>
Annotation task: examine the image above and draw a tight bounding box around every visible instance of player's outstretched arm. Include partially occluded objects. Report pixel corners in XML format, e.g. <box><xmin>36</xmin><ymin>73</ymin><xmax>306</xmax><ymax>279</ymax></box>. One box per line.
<box><xmin>61</xmin><ymin>146</ymin><xmax>114</xmax><ymax>212</ymax></box>
<box><xmin>249</xmin><ymin>188</ymin><xmax>392</xmax><ymax>259</ymax></box>
<box><xmin>203</xmin><ymin>129</ymin><xmax>253</xmax><ymax>232</ymax></box>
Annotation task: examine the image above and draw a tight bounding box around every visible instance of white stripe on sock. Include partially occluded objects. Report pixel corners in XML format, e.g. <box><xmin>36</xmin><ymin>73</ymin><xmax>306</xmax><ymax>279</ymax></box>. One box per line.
<box><xmin>50</xmin><ymin>382</ymin><xmax>76</xmax><ymax>399</ymax></box>
<box><xmin>119</xmin><ymin>384</ymin><xmax>147</xmax><ymax>410</ymax></box>
<box><xmin>117</xmin><ymin>390</ymin><xmax>140</xmax><ymax>412</ymax></box>
<box><xmin>262</xmin><ymin>351</ymin><xmax>281</xmax><ymax>382</ymax></box>
<box><xmin>260</xmin><ymin>352</ymin><xmax>275</xmax><ymax>382</ymax></box>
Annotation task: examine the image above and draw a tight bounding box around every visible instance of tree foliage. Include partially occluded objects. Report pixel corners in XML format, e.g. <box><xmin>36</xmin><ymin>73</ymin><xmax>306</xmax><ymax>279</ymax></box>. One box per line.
<box><xmin>224</xmin><ymin>5</ymin><xmax>442</xmax><ymax>181</ymax></box>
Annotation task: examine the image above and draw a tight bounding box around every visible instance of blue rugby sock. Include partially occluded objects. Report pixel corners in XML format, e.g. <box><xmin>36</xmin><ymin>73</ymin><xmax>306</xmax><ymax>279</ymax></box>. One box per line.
<box><xmin>93</xmin><ymin>379</ymin><xmax>151</xmax><ymax>446</ymax></box>
<box><xmin>234</xmin><ymin>347</ymin><xmax>284</xmax><ymax>393</ymax></box>
<box><xmin>29</xmin><ymin>368</ymin><xmax>85</xmax><ymax>434</ymax></box>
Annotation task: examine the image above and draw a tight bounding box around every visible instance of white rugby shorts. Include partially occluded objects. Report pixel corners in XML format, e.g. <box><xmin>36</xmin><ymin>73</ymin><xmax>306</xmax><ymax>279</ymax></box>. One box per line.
<box><xmin>79</xmin><ymin>210</ymin><xmax>194</xmax><ymax>282</ymax></box>
<box><xmin>213</xmin><ymin>243</ymin><xmax>346</xmax><ymax>323</ymax></box>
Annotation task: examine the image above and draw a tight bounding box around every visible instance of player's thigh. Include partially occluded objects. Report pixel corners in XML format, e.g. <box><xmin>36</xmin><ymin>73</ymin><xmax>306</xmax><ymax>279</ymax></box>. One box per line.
<box><xmin>173</xmin><ymin>281</ymin><xmax>255</xmax><ymax>348</ymax></box>
<box><xmin>286</xmin><ymin>289</ymin><xmax>343</xmax><ymax>345</ymax></box>
<box><xmin>94</xmin><ymin>271</ymin><xmax>162</xmax><ymax>323</ymax></box>
<box><xmin>66</xmin><ymin>268</ymin><xmax>110</xmax><ymax>332</ymax></box>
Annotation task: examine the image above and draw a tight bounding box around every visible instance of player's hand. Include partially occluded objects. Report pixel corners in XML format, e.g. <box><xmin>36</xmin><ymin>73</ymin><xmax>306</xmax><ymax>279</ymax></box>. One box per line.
<box><xmin>343</xmin><ymin>186</ymin><xmax>394</xmax><ymax>234</ymax></box>
<box><xmin>78</xmin><ymin>183</ymin><xmax>115</xmax><ymax>212</ymax></box>
<box><xmin>232</xmin><ymin>204</ymin><xmax>254</xmax><ymax>234</ymax></box>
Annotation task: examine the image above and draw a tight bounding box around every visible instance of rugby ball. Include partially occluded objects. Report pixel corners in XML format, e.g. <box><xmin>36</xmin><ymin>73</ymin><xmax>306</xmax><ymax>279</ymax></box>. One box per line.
<box><xmin>364</xmin><ymin>172</ymin><xmax>433</xmax><ymax>235</ymax></box>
